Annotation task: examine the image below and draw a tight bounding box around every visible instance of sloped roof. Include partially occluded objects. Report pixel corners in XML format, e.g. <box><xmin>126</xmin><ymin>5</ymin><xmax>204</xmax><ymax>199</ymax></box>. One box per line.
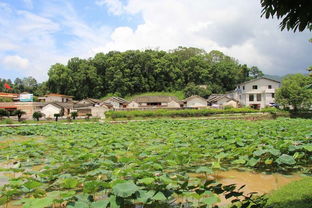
<box><xmin>238</xmin><ymin>77</ymin><xmax>280</xmax><ymax>86</ymax></box>
<box><xmin>76</xmin><ymin>98</ymin><xmax>102</xmax><ymax>105</ymax></box>
<box><xmin>207</xmin><ymin>94</ymin><xmax>238</xmax><ymax>103</ymax></box>
<box><xmin>0</xmin><ymin>92</ymin><xmax>19</xmax><ymax>98</ymax></box>
<box><xmin>133</xmin><ymin>96</ymin><xmax>182</xmax><ymax>104</ymax></box>
<box><xmin>44</xmin><ymin>93</ymin><xmax>73</xmax><ymax>98</ymax></box>
<box><xmin>44</xmin><ymin>102</ymin><xmax>74</xmax><ymax>109</ymax></box>
<box><xmin>103</xmin><ymin>97</ymin><xmax>129</xmax><ymax>104</ymax></box>
<box><xmin>184</xmin><ymin>95</ymin><xmax>206</xmax><ymax>102</ymax></box>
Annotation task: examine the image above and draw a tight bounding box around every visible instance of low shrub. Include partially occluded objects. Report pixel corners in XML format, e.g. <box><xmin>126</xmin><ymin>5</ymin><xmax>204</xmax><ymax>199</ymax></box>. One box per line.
<box><xmin>105</xmin><ymin>107</ymin><xmax>270</xmax><ymax>119</ymax></box>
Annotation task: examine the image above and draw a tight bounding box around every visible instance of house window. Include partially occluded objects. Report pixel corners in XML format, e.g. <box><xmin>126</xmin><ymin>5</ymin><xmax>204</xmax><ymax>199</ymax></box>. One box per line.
<box><xmin>252</xmin><ymin>85</ymin><xmax>258</xmax><ymax>89</ymax></box>
<box><xmin>257</xmin><ymin>94</ymin><xmax>261</xmax><ymax>101</ymax></box>
<box><xmin>249</xmin><ymin>94</ymin><xmax>254</xmax><ymax>101</ymax></box>
<box><xmin>268</xmin><ymin>85</ymin><xmax>272</xmax><ymax>89</ymax></box>
<box><xmin>147</xmin><ymin>102</ymin><xmax>161</xmax><ymax>106</ymax></box>
<box><xmin>243</xmin><ymin>86</ymin><xmax>245</xmax><ymax>90</ymax></box>
<box><xmin>272</xmin><ymin>93</ymin><xmax>275</xmax><ymax>98</ymax></box>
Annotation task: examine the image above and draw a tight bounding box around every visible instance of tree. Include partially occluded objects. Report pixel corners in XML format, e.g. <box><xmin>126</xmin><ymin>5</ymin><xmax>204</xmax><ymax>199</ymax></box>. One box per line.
<box><xmin>71</xmin><ymin>112</ymin><xmax>78</xmax><ymax>120</ymax></box>
<box><xmin>308</xmin><ymin>66</ymin><xmax>312</xmax><ymax>77</ymax></box>
<box><xmin>249</xmin><ymin>66</ymin><xmax>264</xmax><ymax>79</ymax></box>
<box><xmin>45</xmin><ymin>48</ymin><xmax>259</xmax><ymax>99</ymax></box>
<box><xmin>261</xmin><ymin>0</ymin><xmax>312</xmax><ymax>32</ymax></box>
<box><xmin>33</xmin><ymin>112</ymin><xmax>43</xmax><ymax>121</ymax></box>
<box><xmin>183</xmin><ymin>82</ymin><xmax>212</xmax><ymax>98</ymax></box>
<box><xmin>276</xmin><ymin>74</ymin><xmax>312</xmax><ymax>111</ymax></box>
<box><xmin>54</xmin><ymin>113</ymin><xmax>61</xmax><ymax>122</ymax></box>
<box><xmin>0</xmin><ymin>109</ymin><xmax>9</xmax><ymax>120</ymax></box>
<box><xmin>86</xmin><ymin>113</ymin><xmax>92</xmax><ymax>120</ymax></box>
<box><xmin>13</xmin><ymin>110</ymin><xmax>26</xmax><ymax>122</ymax></box>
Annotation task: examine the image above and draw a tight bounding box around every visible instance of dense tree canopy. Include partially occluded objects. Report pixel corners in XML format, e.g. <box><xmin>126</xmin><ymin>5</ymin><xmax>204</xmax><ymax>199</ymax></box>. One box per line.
<box><xmin>0</xmin><ymin>77</ymin><xmax>39</xmax><ymax>95</ymax></box>
<box><xmin>47</xmin><ymin>47</ymin><xmax>262</xmax><ymax>99</ymax></box>
<box><xmin>261</xmin><ymin>0</ymin><xmax>312</xmax><ymax>31</ymax></box>
<box><xmin>276</xmin><ymin>74</ymin><xmax>312</xmax><ymax>111</ymax></box>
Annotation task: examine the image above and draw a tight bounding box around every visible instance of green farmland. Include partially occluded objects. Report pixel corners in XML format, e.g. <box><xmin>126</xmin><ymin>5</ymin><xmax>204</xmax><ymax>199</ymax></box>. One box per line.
<box><xmin>0</xmin><ymin>118</ymin><xmax>311</xmax><ymax>208</ymax></box>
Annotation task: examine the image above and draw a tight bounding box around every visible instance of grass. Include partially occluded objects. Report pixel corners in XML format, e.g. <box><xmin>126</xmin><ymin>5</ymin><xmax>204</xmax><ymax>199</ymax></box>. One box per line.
<box><xmin>265</xmin><ymin>177</ymin><xmax>312</xmax><ymax>208</ymax></box>
<box><xmin>106</xmin><ymin>107</ymin><xmax>284</xmax><ymax>120</ymax></box>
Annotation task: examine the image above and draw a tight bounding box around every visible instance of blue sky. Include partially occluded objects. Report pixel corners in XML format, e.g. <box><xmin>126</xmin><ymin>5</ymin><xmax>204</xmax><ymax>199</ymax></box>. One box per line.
<box><xmin>0</xmin><ymin>0</ymin><xmax>311</xmax><ymax>82</ymax></box>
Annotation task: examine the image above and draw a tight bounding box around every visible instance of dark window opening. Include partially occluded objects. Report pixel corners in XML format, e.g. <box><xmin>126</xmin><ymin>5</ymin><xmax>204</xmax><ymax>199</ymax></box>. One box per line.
<box><xmin>268</xmin><ymin>85</ymin><xmax>272</xmax><ymax>89</ymax></box>
<box><xmin>250</xmin><ymin>104</ymin><xmax>260</xmax><ymax>110</ymax></box>
<box><xmin>147</xmin><ymin>102</ymin><xmax>161</xmax><ymax>106</ymax></box>
<box><xmin>252</xmin><ymin>85</ymin><xmax>258</xmax><ymax>89</ymax></box>
<box><xmin>243</xmin><ymin>86</ymin><xmax>245</xmax><ymax>90</ymax></box>
<box><xmin>249</xmin><ymin>94</ymin><xmax>254</xmax><ymax>101</ymax></box>
<box><xmin>257</xmin><ymin>94</ymin><xmax>261</xmax><ymax>101</ymax></box>
<box><xmin>272</xmin><ymin>93</ymin><xmax>275</xmax><ymax>98</ymax></box>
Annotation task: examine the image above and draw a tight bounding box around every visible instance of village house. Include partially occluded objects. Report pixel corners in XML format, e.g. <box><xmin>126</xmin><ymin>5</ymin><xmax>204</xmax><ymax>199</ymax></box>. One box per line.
<box><xmin>0</xmin><ymin>92</ymin><xmax>19</xmax><ymax>102</ymax></box>
<box><xmin>0</xmin><ymin>102</ymin><xmax>43</xmax><ymax>119</ymax></box>
<box><xmin>73</xmin><ymin>98</ymin><xmax>113</xmax><ymax>118</ymax></box>
<box><xmin>38</xmin><ymin>93</ymin><xmax>73</xmax><ymax>103</ymax></box>
<box><xmin>0</xmin><ymin>92</ymin><xmax>43</xmax><ymax>119</ymax></box>
<box><xmin>231</xmin><ymin>77</ymin><xmax>280</xmax><ymax>109</ymax></box>
<box><xmin>183</xmin><ymin>95</ymin><xmax>207</xmax><ymax>108</ymax></box>
<box><xmin>127</xmin><ymin>96</ymin><xmax>183</xmax><ymax>109</ymax></box>
<box><xmin>41</xmin><ymin>102</ymin><xmax>73</xmax><ymax>118</ymax></box>
<box><xmin>207</xmin><ymin>94</ymin><xmax>239</xmax><ymax>108</ymax></box>
<box><xmin>102</xmin><ymin>97</ymin><xmax>129</xmax><ymax>109</ymax></box>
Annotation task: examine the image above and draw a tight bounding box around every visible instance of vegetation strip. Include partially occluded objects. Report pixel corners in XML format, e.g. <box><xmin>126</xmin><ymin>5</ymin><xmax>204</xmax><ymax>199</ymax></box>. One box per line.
<box><xmin>0</xmin><ymin>118</ymin><xmax>311</xmax><ymax>207</ymax></box>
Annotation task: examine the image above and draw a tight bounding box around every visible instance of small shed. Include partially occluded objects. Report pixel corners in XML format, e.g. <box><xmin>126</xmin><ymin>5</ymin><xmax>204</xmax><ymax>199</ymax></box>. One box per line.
<box><xmin>207</xmin><ymin>94</ymin><xmax>239</xmax><ymax>108</ymax></box>
<box><xmin>131</xmin><ymin>96</ymin><xmax>183</xmax><ymax>108</ymax></box>
<box><xmin>184</xmin><ymin>95</ymin><xmax>207</xmax><ymax>108</ymax></box>
<box><xmin>102</xmin><ymin>97</ymin><xmax>129</xmax><ymax>109</ymax></box>
<box><xmin>41</xmin><ymin>102</ymin><xmax>73</xmax><ymax>118</ymax></box>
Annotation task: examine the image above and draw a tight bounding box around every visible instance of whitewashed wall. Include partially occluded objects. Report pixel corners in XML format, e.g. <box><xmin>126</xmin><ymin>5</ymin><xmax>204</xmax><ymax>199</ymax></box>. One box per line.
<box><xmin>186</xmin><ymin>97</ymin><xmax>207</xmax><ymax>107</ymax></box>
<box><xmin>41</xmin><ymin>105</ymin><xmax>61</xmax><ymax>118</ymax></box>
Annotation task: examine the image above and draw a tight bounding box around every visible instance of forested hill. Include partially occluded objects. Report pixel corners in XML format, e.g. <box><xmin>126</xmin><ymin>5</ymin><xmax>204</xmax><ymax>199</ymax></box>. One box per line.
<box><xmin>45</xmin><ymin>47</ymin><xmax>264</xmax><ymax>100</ymax></box>
<box><xmin>0</xmin><ymin>47</ymin><xmax>264</xmax><ymax>99</ymax></box>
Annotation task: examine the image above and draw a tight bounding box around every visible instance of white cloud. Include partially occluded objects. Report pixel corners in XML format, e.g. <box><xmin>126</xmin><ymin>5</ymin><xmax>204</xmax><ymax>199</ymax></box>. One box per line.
<box><xmin>103</xmin><ymin>0</ymin><xmax>312</xmax><ymax>75</ymax></box>
<box><xmin>2</xmin><ymin>55</ymin><xmax>29</xmax><ymax>69</ymax></box>
<box><xmin>1</xmin><ymin>0</ymin><xmax>311</xmax><ymax>81</ymax></box>
<box><xmin>96</xmin><ymin>0</ymin><xmax>125</xmax><ymax>15</ymax></box>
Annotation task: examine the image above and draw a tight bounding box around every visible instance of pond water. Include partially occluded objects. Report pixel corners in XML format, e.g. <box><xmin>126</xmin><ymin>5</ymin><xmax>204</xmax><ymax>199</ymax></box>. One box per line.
<box><xmin>0</xmin><ymin>169</ymin><xmax>307</xmax><ymax>208</ymax></box>
<box><xmin>190</xmin><ymin>169</ymin><xmax>305</xmax><ymax>206</ymax></box>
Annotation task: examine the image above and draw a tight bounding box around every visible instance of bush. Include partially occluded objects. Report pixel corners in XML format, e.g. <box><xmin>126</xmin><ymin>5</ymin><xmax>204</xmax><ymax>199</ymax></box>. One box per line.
<box><xmin>33</xmin><ymin>112</ymin><xmax>43</xmax><ymax>121</ymax></box>
<box><xmin>105</xmin><ymin>108</ymin><xmax>263</xmax><ymax>119</ymax></box>
<box><xmin>223</xmin><ymin>105</ymin><xmax>234</xmax><ymax>110</ymax></box>
<box><xmin>71</xmin><ymin>112</ymin><xmax>78</xmax><ymax>120</ymax></box>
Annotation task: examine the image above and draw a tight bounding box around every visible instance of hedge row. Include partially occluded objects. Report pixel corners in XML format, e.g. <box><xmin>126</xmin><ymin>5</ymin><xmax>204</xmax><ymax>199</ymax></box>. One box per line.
<box><xmin>105</xmin><ymin>107</ymin><xmax>281</xmax><ymax>119</ymax></box>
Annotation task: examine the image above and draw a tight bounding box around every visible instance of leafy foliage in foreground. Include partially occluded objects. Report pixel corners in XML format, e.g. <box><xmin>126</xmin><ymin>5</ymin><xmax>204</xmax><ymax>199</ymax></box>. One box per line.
<box><xmin>0</xmin><ymin>118</ymin><xmax>311</xmax><ymax>207</ymax></box>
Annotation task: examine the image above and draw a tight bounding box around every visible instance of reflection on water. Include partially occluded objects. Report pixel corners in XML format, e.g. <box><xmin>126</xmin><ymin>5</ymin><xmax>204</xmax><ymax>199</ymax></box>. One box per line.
<box><xmin>189</xmin><ymin>169</ymin><xmax>305</xmax><ymax>206</ymax></box>
<box><xmin>214</xmin><ymin>170</ymin><xmax>302</xmax><ymax>194</ymax></box>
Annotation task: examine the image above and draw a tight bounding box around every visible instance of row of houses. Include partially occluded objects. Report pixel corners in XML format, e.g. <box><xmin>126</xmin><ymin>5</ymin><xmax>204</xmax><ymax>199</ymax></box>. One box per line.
<box><xmin>0</xmin><ymin>77</ymin><xmax>280</xmax><ymax>119</ymax></box>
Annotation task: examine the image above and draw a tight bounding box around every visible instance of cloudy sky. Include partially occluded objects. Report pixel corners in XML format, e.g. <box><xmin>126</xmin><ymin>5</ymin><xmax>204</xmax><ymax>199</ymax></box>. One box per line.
<box><xmin>0</xmin><ymin>0</ymin><xmax>311</xmax><ymax>82</ymax></box>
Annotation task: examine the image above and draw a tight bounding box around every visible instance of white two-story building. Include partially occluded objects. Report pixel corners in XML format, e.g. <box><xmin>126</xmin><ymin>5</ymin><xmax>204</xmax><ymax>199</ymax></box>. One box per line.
<box><xmin>231</xmin><ymin>77</ymin><xmax>280</xmax><ymax>109</ymax></box>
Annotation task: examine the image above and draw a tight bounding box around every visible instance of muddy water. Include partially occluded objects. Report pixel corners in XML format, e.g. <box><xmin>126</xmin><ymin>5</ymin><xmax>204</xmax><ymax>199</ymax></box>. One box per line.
<box><xmin>215</xmin><ymin>170</ymin><xmax>303</xmax><ymax>194</ymax></box>
<box><xmin>190</xmin><ymin>169</ymin><xmax>305</xmax><ymax>206</ymax></box>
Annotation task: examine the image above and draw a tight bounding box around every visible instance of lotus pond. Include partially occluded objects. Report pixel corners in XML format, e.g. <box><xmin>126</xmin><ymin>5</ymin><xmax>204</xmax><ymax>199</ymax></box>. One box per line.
<box><xmin>0</xmin><ymin>118</ymin><xmax>311</xmax><ymax>208</ymax></box>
